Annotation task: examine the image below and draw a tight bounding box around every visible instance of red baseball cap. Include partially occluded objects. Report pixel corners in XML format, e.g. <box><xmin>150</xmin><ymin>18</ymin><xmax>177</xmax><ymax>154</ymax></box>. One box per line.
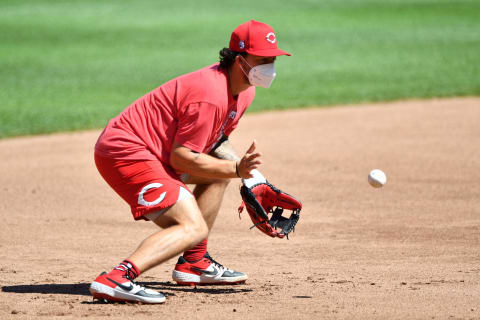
<box><xmin>229</xmin><ymin>20</ymin><xmax>291</xmax><ymax>57</ymax></box>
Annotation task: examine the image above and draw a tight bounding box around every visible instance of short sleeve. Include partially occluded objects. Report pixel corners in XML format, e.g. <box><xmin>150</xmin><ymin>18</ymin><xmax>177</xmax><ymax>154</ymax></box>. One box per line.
<box><xmin>174</xmin><ymin>102</ymin><xmax>218</xmax><ymax>153</ymax></box>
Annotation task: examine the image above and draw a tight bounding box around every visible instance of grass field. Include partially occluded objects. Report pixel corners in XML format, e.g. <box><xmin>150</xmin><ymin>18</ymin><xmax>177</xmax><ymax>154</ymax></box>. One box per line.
<box><xmin>1</xmin><ymin>0</ymin><xmax>479</xmax><ymax>138</ymax></box>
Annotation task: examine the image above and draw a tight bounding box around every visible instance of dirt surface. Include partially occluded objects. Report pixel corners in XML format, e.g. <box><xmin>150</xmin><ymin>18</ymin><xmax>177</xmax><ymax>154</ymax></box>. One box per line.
<box><xmin>1</xmin><ymin>97</ymin><xmax>479</xmax><ymax>319</ymax></box>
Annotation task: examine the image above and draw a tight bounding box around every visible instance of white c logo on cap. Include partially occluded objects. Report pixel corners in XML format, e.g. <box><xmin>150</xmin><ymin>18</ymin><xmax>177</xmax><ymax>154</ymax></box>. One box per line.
<box><xmin>138</xmin><ymin>183</ymin><xmax>167</xmax><ymax>206</ymax></box>
<box><xmin>266</xmin><ymin>32</ymin><xmax>276</xmax><ymax>44</ymax></box>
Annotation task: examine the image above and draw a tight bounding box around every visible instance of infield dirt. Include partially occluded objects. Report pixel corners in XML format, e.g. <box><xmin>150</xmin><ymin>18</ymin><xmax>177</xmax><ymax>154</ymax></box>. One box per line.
<box><xmin>1</xmin><ymin>98</ymin><xmax>479</xmax><ymax>319</ymax></box>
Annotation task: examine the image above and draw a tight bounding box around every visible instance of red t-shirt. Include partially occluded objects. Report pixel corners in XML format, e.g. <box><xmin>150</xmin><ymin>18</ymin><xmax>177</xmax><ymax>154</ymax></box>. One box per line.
<box><xmin>95</xmin><ymin>63</ymin><xmax>255</xmax><ymax>165</ymax></box>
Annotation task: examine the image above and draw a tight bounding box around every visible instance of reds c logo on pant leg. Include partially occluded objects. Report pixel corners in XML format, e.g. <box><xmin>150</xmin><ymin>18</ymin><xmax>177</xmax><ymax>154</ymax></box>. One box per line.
<box><xmin>138</xmin><ymin>183</ymin><xmax>167</xmax><ymax>206</ymax></box>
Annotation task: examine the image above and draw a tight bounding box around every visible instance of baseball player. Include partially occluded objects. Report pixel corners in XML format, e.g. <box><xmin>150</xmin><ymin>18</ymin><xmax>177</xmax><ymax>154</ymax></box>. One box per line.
<box><xmin>89</xmin><ymin>19</ymin><xmax>291</xmax><ymax>304</ymax></box>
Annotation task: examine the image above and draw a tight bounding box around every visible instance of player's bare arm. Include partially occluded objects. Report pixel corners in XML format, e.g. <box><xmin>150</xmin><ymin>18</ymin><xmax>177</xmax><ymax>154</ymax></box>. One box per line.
<box><xmin>209</xmin><ymin>137</ymin><xmax>267</xmax><ymax>182</ymax></box>
<box><xmin>210</xmin><ymin>135</ymin><xmax>241</xmax><ymax>161</ymax></box>
<box><xmin>170</xmin><ymin>140</ymin><xmax>262</xmax><ymax>179</ymax></box>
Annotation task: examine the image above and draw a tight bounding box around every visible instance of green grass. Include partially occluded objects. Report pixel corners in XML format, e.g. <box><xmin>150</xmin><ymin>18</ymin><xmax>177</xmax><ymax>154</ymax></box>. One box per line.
<box><xmin>1</xmin><ymin>0</ymin><xmax>479</xmax><ymax>138</ymax></box>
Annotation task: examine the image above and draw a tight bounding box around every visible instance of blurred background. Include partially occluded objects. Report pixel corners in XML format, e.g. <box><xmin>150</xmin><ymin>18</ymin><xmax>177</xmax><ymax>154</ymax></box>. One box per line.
<box><xmin>1</xmin><ymin>0</ymin><xmax>479</xmax><ymax>138</ymax></box>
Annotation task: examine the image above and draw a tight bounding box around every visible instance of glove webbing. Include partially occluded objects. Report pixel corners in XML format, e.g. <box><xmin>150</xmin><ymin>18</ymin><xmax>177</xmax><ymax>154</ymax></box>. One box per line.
<box><xmin>241</xmin><ymin>182</ymin><xmax>300</xmax><ymax>239</ymax></box>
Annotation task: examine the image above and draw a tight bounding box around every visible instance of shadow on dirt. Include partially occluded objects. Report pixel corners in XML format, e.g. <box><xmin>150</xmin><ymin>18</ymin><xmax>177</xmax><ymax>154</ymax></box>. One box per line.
<box><xmin>2</xmin><ymin>283</ymin><xmax>91</xmax><ymax>296</ymax></box>
<box><xmin>2</xmin><ymin>281</ymin><xmax>252</xmax><ymax>297</ymax></box>
<box><xmin>137</xmin><ymin>281</ymin><xmax>253</xmax><ymax>295</ymax></box>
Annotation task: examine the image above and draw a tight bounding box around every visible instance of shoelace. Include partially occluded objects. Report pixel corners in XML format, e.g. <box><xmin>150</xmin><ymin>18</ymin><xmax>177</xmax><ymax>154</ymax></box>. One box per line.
<box><xmin>122</xmin><ymin>274</ymin><xmax>146</xmax><ymax>290</ymax></box>
<box><xmin>205</xmin><ymin>252</ymin><xmax>233</xmax><ymax>272</ymax></box>
<box><xmin>124</xmin><ymin>272</ymin><xmax>134</xmax><ymax>281</ymax></box>
<box><xmin>115</xmin><ymin>261</ymin><xmax>138</xmax><ymax>281</ymax></box>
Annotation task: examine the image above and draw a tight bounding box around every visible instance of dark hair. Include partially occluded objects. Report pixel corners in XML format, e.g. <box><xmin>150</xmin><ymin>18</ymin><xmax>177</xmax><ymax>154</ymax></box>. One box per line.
<box><xmin>218</xmin><ymin>47</ymin><xmax>247</xmax><ymax>70</ymax></box>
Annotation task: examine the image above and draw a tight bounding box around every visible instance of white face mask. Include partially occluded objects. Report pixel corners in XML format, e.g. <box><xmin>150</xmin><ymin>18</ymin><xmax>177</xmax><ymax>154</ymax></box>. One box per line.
<box><xmin>240</xmin><ymin>56</ymin><xmax>277</xmax><ymax>88</ymax></box>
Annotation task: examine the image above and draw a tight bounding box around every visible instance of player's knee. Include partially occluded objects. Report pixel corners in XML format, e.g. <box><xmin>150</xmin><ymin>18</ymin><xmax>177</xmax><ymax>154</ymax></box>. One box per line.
<box><xmin>212</xmin><ymin>178</ymin><xmax>231</xmax><ymax>188</ymax></box>
<box><xmin>194</xmin><ymin>219</ymin><xmax>209</xmax><ymax>242</ymax></box>
<box><xmin>206</xmin><ymin>178</ymin><xmax>231</xmax><ymax>186</ymax></box>
<box><xmin>184</xmin><ymin>218</ymin><xmax>208</xmax><ymax>245</ymax></box>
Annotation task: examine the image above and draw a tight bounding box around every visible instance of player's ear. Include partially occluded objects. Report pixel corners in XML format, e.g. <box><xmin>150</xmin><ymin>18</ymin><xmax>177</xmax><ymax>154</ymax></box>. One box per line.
<box><xmin>235</xmin><ymin>54</ymin><xmax>242</xmax><ymax>65</ymax></box>
<box><xmin>236</xmin><ymin>54</ymin><xmax>249</xmax><ymax>70</ymax></box>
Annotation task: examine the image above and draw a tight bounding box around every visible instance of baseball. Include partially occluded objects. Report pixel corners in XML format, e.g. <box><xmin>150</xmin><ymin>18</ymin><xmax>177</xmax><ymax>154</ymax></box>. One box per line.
<box><xmin>368</xmin><ymin>169</ymin><xmax>387</xmax><ymax>188</ymax></box>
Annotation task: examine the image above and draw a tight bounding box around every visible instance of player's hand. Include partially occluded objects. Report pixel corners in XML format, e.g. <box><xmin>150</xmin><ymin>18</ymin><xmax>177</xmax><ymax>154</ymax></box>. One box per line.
<box><xmin>237</xmin><ymin>140</ymin><xmax>262</xmax><ymax>178</ymax></box>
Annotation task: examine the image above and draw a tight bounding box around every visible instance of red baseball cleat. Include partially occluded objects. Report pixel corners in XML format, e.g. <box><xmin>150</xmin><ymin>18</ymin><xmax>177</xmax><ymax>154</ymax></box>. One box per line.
<box><xmin>89</xmin><ymin>271</ymin><xmax>165</xmax><ymax>304</ymax></box>
<box><xmin>172</xmin><ymin>252</ymin><xmax>248</xmax><ymax>285</ymax></box>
